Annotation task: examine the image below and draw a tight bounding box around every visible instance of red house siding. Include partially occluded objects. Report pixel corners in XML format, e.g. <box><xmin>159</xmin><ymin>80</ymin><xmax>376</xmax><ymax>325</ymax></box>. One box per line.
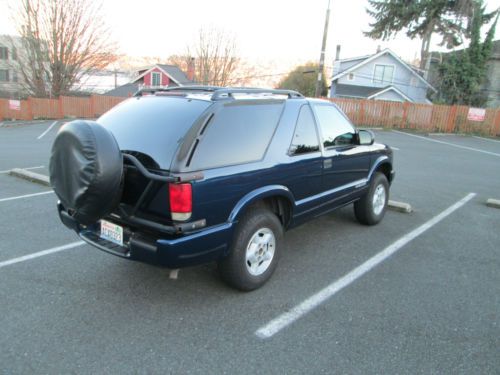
<box><xmin>143</xmin><ymin>68</ymin><xmax>170</xmax><ymax>86</ymax></box>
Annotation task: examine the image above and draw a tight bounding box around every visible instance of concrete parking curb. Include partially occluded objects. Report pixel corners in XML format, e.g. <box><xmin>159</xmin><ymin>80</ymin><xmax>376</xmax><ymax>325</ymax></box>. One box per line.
<box><xmin>486</xmin><ymin>199</ymin><xmax>500</xmax><ymax>209</ymax></box>
<box><xmin>8</xmin><ymin>168</ymin><xmax>50</xmax><ymax>187</ymax></box>
<box><xmin>388</xmin><ymin>200</ymin><xmax>412</xmax><ymax>213</ymax></box>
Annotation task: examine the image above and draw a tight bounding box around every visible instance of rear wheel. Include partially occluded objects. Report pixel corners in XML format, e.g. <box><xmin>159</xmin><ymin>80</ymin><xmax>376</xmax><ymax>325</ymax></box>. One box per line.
<box><xmin>218</xmin><ymin>207</ymin><xmax>283</xmax><ymax>291</ymax></box>
<box><xmin>354</xmin><ymin>172</ymin><xmax>389</xmax><ymax>225</ymax></box>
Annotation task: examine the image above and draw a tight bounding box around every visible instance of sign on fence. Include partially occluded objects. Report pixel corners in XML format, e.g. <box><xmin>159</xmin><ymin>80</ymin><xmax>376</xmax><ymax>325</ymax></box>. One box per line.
<box><xmin>467</xmin><ymin>107</ymin><xmax>486</xmax><ymax>122</ymax></box>
<box><xmin>8</xmin><ymin>100</ymin><xmax>21</xmax><ymax>111</ymax></box>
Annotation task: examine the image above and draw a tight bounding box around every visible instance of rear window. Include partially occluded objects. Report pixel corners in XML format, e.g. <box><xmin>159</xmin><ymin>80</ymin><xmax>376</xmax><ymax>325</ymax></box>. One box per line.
<box><xmin>98</xmin><ymin>96</ymin><xmax>211</xmax><ymax>169</ymax></box>
<box><xmin>188</xmin><ymin>101</ymin><xmax>284</xmax><ymax>170</ymax></box>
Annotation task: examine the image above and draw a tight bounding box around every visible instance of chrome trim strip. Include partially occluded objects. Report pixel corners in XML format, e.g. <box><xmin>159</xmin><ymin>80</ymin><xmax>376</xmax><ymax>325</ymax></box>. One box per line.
<box><xmin>296</xmin><ymin>178</ymin><xmax>368</xmax><ymax>206</ymax></box>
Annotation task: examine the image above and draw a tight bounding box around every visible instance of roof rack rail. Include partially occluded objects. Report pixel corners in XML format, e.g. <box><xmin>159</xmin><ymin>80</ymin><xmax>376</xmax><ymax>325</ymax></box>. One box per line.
<box><xmin>211</xmin><ymin>88</ymin><xmax>304</xmax><ymax>100</ymax></box>
<box><xmin>133</xmin><ymin>85</ymin><xmax>222</xmax><ymax>97</ymax></box>
<box><xmin>133</xmin><ymin>86</ymin><xmax>304</xmax><ymax>100</ymax></box>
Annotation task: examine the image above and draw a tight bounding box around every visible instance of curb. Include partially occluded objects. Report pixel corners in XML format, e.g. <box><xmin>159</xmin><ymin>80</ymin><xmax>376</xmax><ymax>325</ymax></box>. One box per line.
<box><xmin>388</xmin><ymin>200</ymin><xmax>412</xmax><ymax>213</ymax></box>
<box><xmin>8</xmin><ymin>168</ymin><xmax>50</xmax><ymax>187</ymax></box>
<box><xmin>486</xmin><ymin>198</ymin><xmax>500</xmax><ymax>209</ymax></box>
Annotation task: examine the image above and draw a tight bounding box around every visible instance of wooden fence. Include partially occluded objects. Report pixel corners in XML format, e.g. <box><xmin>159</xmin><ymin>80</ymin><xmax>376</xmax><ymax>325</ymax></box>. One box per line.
<box><xmin>1</xmin><ymin>94</ymin><xmax>499</xmax><ymax>137</ymax></box>
<box><xmin>0</xmin><ymin>95</ymin><xmax>125</xmax><ymax>122</ymax></box>
<box><xmin>329</xmin><ymin>98</ymin><xmax>500</xmax><ymax>137</ymax></box>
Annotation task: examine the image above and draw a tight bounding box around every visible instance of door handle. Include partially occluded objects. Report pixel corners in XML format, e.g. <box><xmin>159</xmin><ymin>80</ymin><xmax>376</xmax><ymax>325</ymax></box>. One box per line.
<box><xmin>323</xmin><ymin>159</ymin><xmax>332</xmax><ymax>169</ymax></box>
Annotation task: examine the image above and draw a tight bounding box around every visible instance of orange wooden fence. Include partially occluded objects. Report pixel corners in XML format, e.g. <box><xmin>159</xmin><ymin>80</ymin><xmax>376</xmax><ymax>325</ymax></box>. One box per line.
<box><xmin>1</xmin><ymin>95</ymin><xmax>499</xmax><ymax>137</ymax></box>
<box><xmin>0</xmin><ymin>95</ymin><xmax>126</xmax><ymax>122</ymax></box>
<box><xmin>329</xmin><ymin>98</ymin><xmax>500</xmax><ymax>137</ymax></box>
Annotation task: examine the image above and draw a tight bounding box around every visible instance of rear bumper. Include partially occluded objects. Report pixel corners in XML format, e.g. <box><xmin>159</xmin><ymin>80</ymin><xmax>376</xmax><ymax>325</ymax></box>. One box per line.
<box><xmin>57</xmin><ymin>203</ymin><xmax>233</xmax><ymax>268</ymax></box>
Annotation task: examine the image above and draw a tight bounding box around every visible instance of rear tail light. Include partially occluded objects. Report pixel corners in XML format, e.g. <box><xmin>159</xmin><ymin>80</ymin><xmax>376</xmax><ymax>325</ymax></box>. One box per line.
<box><xmin>169</xmin><ymin>183</ymin><xmax>192</xmax><ymax>221</ymax></box>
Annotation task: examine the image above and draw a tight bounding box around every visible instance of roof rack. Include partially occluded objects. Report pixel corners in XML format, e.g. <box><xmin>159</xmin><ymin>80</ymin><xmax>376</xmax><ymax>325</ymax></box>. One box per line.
<box><xmin>210</xmin><ymin>88</ymin><xmax>304</xmax><ymax>100</ymax></box>
<box><xmin>133</xmin><ymin>86</ymin><xmax>304</xmax><ymax>100</ymax></box>
<box><xmin>133</xmin><ymin>85</ymin><xmax>221</xmax><ymax>97</ymax></box>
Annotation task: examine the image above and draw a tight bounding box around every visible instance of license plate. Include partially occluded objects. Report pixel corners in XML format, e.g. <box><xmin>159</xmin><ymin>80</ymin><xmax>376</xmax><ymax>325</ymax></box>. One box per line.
<box><xmin>100</xmin><ymin>220</ymin><xmax>123</xmax><ymax>246</ymax></box>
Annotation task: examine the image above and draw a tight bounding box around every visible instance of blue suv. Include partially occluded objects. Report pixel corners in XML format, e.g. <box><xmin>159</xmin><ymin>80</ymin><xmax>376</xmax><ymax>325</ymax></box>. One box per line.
<box><xmin>50</xmin><ymin>87</ymin><xmax>394</xmax><ymax>290</ymax></box>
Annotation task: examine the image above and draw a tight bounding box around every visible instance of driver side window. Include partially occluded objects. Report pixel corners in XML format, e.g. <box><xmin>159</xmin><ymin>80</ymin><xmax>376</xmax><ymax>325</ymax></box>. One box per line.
<box><xmin>314</xmin><ymin>105</ymin><xmax>355</xmax><ymax>148</ymax></box>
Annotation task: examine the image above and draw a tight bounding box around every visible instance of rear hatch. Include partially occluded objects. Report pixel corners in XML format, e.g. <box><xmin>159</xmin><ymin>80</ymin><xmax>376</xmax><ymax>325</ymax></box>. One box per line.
<box><xmin>98</xmin><ymin>95</ymin><xmax>212</xmax><ymax>228</ymax></box>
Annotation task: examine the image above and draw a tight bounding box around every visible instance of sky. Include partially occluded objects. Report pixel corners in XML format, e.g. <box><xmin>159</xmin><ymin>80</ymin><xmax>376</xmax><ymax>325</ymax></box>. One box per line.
<box><xmin>1</xmin><ymin>0</ymin><xmax>499</xmax><ymax>70</ymax></box>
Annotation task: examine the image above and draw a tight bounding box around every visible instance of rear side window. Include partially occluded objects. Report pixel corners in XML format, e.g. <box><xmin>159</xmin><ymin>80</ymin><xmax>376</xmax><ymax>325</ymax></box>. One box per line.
<box><xmin>314</xmin><ymin>105</ymin><xmax>355</xmax><ymax>148</ymax></box>
<box><xmin>188</xmin><ymin>102</ymin><xmax>284</xmax><ymax>170</ymax></box>
<box><xmin>98</xmin><ymin>96</ymin><xmax>211</xmax><ymax>169</ymax></box>
<box><xmin>289</xmin><ymin>105</ymin><xmax>320</xmax><ymax>156</ymax></box>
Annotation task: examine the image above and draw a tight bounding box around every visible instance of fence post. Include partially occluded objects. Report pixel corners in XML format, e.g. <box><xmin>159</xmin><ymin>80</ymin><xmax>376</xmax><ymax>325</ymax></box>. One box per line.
<box><xmin>446</xmin><ymin>105</ymin><xmax>458</xmax><ymax>133</ymax></box>
<box><xmin>400</xmin><ymin>102</ymin><xmax>409</xmax><ymax>129</ymax></box>
<box><xmin>89</xmin><ymin>95</ymin><xmax>95</xmax><ymax>118</ymax></box>
<box><xmin>27</xmin><ymin>97</ymin><xmax>33</xmax><ymax>120</ymax></box>
<box><xmin>58</xmin><ymin>96</ymin><xmax>64</xmax><ymax>119</ymax></box>
<box><xmin>359</xmin><ymin>100</ymin><xmax>365</xmax><ymax>126</ymax></box>
<box><xmin>493</xmin><ymin>108</ymin><xmax>500</xmax><ymax>137</ymax></box>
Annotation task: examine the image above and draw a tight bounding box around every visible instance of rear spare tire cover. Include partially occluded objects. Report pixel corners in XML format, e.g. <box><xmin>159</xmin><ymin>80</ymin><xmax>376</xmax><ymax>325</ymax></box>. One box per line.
<box><xmin>49</xmin><ymin>120</ymin><xmax>123</xmax><ymax>225</ymax></box>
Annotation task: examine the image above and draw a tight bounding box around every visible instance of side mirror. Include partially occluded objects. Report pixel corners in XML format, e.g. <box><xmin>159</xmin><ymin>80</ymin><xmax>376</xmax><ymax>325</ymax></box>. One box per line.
<box><xmin>358</xmin><ymin>129</ymin><xmax>374</xmax><ymax>145</ymax></box>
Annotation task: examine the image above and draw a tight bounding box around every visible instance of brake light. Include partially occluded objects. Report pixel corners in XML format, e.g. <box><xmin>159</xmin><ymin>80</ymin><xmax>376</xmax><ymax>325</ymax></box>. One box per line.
<box><xmin>169</xmin><ymin>183</ymin><xmax>192</xmax><ymax>221</ymax></box>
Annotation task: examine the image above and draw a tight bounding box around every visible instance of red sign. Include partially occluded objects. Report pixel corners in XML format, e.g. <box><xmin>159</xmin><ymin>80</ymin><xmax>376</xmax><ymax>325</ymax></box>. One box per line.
<box><xmin>467</xmin><ymin>107</ymin><xmax>486</xmax><ymax>122</ymax></box>
<box><xmin>8</xmin><ymin>100</ymin><xmax>21</xmax><ymax>111</ymax></box>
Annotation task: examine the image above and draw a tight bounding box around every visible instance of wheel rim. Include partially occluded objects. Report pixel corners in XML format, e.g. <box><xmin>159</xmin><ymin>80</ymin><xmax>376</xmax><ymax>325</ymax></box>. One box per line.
<box><xmin>372</xmin><ymin>184</ymin><xmax>386</xmax><ymax>216</ymax></box>
<box><xmin>245</xmin><ymin>227</ymin><xmax>276</xmax><ymax>276</ymax></box>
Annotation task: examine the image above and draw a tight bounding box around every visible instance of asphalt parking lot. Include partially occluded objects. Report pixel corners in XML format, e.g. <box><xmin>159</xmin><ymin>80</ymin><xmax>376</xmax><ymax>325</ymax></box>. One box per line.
<box><xmin>1</xmin><ymin>120</ymin><xmax>499</xmax><ymax>374</ymax></box>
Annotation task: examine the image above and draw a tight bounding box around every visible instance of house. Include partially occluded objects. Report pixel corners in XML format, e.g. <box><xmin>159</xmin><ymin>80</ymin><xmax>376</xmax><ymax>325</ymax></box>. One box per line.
<box><xmin>428</xmin><ymin>40</ymin><xmax>500</xmax><ymax>108</ymax></box>
<box><xmin>329</xmin><ymin>47</ymin><xmax>435</xmax><ymax>104</ymax></box>
<box><xmin>105</xmin><ymin>63</ymin><xmax>195</xmax><ymax>97</ymax></box>
<box><xmin>0</xmin><ymin>35</ymin><xmax>23</xmax><ymax>98</ymax></box>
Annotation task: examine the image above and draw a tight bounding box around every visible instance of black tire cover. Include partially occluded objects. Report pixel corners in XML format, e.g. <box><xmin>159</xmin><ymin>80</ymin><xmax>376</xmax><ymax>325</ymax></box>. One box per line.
<box><xmin>49</xmin><ymin>120</ymin><xmax>123</xmax><ymax>225</ymax></box>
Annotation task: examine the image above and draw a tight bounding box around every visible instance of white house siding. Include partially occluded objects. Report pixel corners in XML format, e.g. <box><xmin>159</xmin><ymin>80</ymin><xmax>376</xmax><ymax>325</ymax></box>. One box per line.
<box><xmin>336</xmin><ymin>52</ymin><xmax>429</xmax><ymax>103</ymax></box>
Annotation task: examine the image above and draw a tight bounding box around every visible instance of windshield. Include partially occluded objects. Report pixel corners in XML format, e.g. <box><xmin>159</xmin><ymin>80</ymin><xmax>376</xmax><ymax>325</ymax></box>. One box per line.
<box><xmin>98</xmin><ymin>96</ymin><xmax>212</xmax><ymax>170</ymax></box>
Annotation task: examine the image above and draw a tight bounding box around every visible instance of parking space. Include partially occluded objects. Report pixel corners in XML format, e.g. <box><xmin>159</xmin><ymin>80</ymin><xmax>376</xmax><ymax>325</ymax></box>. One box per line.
<box><xmin>0</xmin><ymin>126</ymin><xmax>499</xmax><ymax>373</ymax></box>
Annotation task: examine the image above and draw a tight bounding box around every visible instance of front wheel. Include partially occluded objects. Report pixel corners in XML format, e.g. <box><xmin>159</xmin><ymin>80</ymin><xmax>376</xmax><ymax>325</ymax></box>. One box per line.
<box><xmin>354</xmin><ymin>172</ymin><xmax>389</xmax><ymax>225</ymax></box>
<box><xmin>218</xmin><ymin>207</ymin><xmax>283</xmax><ymax>291</ymax></box>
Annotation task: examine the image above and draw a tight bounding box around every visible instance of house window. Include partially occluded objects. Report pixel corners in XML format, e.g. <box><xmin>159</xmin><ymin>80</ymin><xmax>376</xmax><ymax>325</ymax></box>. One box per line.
<box><xmin>0</xmin><ymin>46</ymin><xmax>8</xmax><ymax>60</ymax></box>
<box><xmin>151</xmin><ymin>71</ymin><xmax>161</xmax><ymax>86</ymax></box>
<box><xmin>11</xmin><ymin>47</ymin><xmax>17</xmax><ymax>61</ymax></box>
<box><xmin>373</xmin><ymin>64</ymin><xmax>394</xmax><ymax>85</ymax></box>
<box><xmin>12</xmin><ymin>70</ymin><xmax>18</xmax><ymax>82</ymax></box>
<box><xmin>0</xmin><ymin>69</ymin><xmax>9</xmax><ymax>82</ymax></box>
<box><xmin>348</xmin><ymin>73</ymin><xmax>354</xmax><ymax>81</ymax></box>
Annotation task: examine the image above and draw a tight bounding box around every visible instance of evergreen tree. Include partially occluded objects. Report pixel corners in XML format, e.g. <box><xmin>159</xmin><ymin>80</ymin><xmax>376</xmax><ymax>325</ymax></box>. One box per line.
<box><xmin>438</xmin><ymin>4</ymin><xmax>498</xmax><ymax>106</ymax></box>
<box><xmin>364</xmin><ymin>0</ymin><xmax>494</xmax><ymax>70</ymax></box>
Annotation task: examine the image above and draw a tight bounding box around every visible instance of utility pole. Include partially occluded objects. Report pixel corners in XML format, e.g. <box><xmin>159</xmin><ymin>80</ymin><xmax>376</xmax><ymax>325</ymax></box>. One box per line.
<box><xmin>315</xmin><ymin>0</ymin><xmax>331</xmax><ymax>98</ymax></box>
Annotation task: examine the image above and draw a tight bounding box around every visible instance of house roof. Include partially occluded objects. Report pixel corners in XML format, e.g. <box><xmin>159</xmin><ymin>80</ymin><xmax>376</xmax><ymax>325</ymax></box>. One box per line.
<box><xmin>132</xmin><ymin>64</ymin><xmax>191</xmax><ymax>85</ymax></box>
<box><xmin>332</xmin><ymin>48</ymin><xmax>437</xmax><ymax>92</ymax></box>
<box><xmin>104</xmin><ymin>83</ymin><xmax>139</xmax><ymax>97</ymax></box>
<box><xmin>335</xmin><ymin>84</ymin><xmax>381</xmax><ymax>98</ymax></box>
<box><xmin>335</xmin><ymin>84</ymin><xmax>414</xmax><ymax>102</ymax></box>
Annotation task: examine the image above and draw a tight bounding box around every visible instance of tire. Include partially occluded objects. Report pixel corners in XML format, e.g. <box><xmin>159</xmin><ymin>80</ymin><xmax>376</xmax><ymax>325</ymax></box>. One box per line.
<box><xmin>354</xmin><ymin>172</ymin><xmax>389</xmax><ymax>226</ymax></box>
<box><xmin>49</xmin><ymin>120</ymin><xmax>123</xmax><ymax>225</ymax></box>
<box><xmin>218</xmin><ymin>207</ymin><xmax>284</xmax><ymax>291</ymax></box>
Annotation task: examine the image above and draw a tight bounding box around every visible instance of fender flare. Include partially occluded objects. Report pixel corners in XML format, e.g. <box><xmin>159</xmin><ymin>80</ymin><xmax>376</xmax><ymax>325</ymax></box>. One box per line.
<box><xmin>228</xmin><ymin>185</ymin><xmax>295</xmax><ymax>223</ymax></box>
<box><xmin>368</xmin><ymin>155</ymin><xmax>391</xmax><ymax>181</ymax></box>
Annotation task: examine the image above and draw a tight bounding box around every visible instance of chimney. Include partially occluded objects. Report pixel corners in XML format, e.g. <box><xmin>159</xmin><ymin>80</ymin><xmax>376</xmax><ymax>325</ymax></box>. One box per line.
<box><xmin>376</xmin><ymin>45</ymin><xmax>381</xmax><ymax>53</ymax></box>
<box><xmin>335</xmin><ymin>45</ymin><xmax>341</xmax><ymax>61</ymax></box>
<box><xmin>187</xmin><ymin>57</ymin><xmax>195</xmax><ymax>82</ymax></box>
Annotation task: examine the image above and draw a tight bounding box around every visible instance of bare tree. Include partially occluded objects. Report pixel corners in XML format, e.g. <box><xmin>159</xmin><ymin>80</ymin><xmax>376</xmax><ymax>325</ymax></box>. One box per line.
<box><xmin>12</xmin><ymin>0</ymin><xmax>117</xmax><ymax>97</ymax></box>
<box><xmin>187</xmin><ymin>27</ymin><xmax>240</xmax><ymax>86</ymax></box>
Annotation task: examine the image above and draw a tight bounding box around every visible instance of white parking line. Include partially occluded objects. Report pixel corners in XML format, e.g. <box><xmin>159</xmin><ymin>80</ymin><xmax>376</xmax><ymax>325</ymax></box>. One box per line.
<box><xmin>255</xmin><ymin>192</ymin><xmax>476</xmax><ymax>339</ymax></box>
<box><xmin>391</xmin><ymin>147</ymin><xmax>400</xmax><ymax>151</ymax></box>
<box><xmin>472</xmin><ymin>135</ymin><xmax>500</xmax><ymax>144</ymax></box>
<box><xmin>37</xmin><ymin>121</ymin><xmax>58</xmax><ymax>140</ymax></box>
<box><xmin>0</xmin><ymin>165</ymin><xmax>44</xmax><ymax>174</ymax></box>
<box><xmin>0</xmin><ymin>191</ymin><xmax>53</xmax><ymax>203</ymax></box>
<box><xmin>393</xmin><ymin>130</ymin><xmax>500</xmax><ymax>157</ymax></box>
<box><xmin>0</xmin><ymin>241</ymin><xmax>85</xmax><ymax>269</ymax></box>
